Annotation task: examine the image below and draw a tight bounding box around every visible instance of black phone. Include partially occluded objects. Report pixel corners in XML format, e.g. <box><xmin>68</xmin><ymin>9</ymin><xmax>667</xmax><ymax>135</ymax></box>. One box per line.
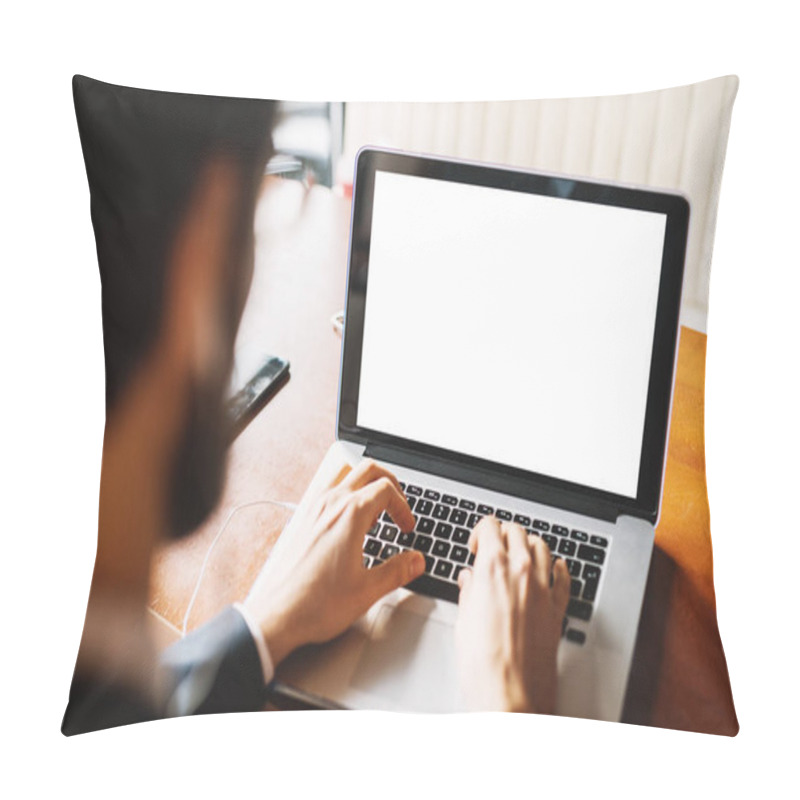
<box><xmin>226</xmin><ymin>355</ymin><xmax>290</xmax><ymax>439</ymax></box>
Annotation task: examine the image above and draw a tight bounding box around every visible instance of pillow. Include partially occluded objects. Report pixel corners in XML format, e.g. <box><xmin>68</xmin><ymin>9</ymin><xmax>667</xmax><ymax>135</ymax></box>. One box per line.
<box><xmin>64</xmin><ymin>75</ymin><xmax>738</xmax><ymax>735</ymax></box>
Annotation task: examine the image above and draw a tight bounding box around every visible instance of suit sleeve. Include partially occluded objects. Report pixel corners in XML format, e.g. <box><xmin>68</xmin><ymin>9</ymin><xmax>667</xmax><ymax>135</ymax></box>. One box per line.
<box><xmin>160</xmin><ymin>605</ymin><xmax>270</xmax><ymax>716</ymax></box>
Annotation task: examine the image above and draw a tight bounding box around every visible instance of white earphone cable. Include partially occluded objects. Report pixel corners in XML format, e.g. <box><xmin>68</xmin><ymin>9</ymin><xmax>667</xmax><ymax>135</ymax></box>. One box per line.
<box><xmin>181</xmin><ymin>498</ymin><xmax>297</xmax><ymax>636</ymax></box>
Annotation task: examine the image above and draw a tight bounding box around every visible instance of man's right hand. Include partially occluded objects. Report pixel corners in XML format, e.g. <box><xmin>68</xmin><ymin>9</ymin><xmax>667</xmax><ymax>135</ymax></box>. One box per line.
<box><xmin>244</xmin><ymin>460</ymin><xmax>425</xmax><ymax>668</ymax></box>
<box><xmin>454</xmin><ymin>517</ymin><xmax>570</xmax><ymax>713</ymax></box>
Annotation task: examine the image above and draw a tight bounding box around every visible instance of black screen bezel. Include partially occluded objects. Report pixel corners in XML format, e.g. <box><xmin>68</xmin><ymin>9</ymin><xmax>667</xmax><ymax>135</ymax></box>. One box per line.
<box><xmin>338</xmin><ymin>148</ymin><xmax>689</xmax><ymax>523</ymax></box>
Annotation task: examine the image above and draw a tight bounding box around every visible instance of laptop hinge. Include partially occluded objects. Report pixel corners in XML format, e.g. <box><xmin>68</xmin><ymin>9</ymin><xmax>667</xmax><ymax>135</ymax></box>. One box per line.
<box><xmin>364</xmin><ymin>442</ymin><xmax>623</xmax><ymax>524</ymax></box>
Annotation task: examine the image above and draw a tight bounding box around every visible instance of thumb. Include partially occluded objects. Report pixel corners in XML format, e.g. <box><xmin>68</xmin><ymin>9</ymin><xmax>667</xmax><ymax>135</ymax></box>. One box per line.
<box><xmin>367</xmin><ymin>549</ymin><xmax>425</xmax><ymax>601</ymax></box>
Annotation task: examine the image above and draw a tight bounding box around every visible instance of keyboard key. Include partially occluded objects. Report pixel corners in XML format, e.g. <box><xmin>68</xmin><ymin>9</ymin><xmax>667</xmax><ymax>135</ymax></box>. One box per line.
<box><xmin>398</xmin><ymin>482</ymin><xmax>406</xmax><ymax>491</ymax></box>
<box><xmin>566</xmin><ymin>559</ymin><xmax>581</xmax><ymax>577</ymax></box>
<box><xmin>413</xmin><ymin>535</ymin><xmax>433</xmax><ymax>553</ymax></box>
<box><xmin>514</xmin><ymin>514</ymin><xmax>531</xmax><ymax>526</ymax></box>
<box><xmin>590</xmin><ymin>535</ymin><xmax>608</xmax><ymax>548</ymax></box>
<box><xmin>432</xmin><ymin>540</ymin><xmax>450</xmax><ymax>558</ymax></box>
<box><xmin>405</xmin><ymin>496</ymin><xmax>416</xmax><ymax>512</ymax></box>
<box><xmin>542</xmin><ymin>534</ymin><xmax>558</xmax><ymax>550</ymax></box>
<box><xmin>583</xmin><ymin>564</ymin><xmax>601</xmax><ymax>581</ymax></box>
<box><xmin>398</xmin><ymin>530</ymin><xmax>415</xmax><ymax>547</ymax></box>
<box><xmin>468</xmin><ymin>552</ymin><xmax>476</xmax><ymax>566</ymax></box>
<box><xmin>477</xmin><ymin>504</ymin><xmax>494</xmax><ymax>515</ymax></box>
<box><xmin>532</xmin><ymin>519</ymin><xmax>550</xmax><ymax>531</ymax></box>
<box><xmin>495</xmin><ymin>509</ymin><xmax>512</xmax><ymax>521</ymax></box>
<box><xmin>367</xmin><ymin>522</ymin><xmax>380</xmax><ymax>536</ymax></box>
<box><xmin>552</xmin><ymin>524</ymin><xmax>569</xmax><ymax>536</ymax></box>
<box><xmin>380</xmin><ymin>544</ymin><xmax>400</xmax><ymax>560</ymax></box>
<box><xmin>434</xmin><ymin>560</ymin><xmax>454</xmax><ymax>579</ymax></box>
<box><xmin>453</xmin><ymin>565</ymin><xmax>465</xmax><ymax>583</ymax></box>
<box><xmin>583</xmin><ymin>578</ymin><xmax>599</xmax><ymax>602</ymax></box>
<box><xmin>381</xmin><ymin>510</ymin><xmax>393</xmax><ymax>523</ymax></box>
<box><xmin>557</xmin><ymin>539</ymin><xmax>577</xmax><ymax>557</ymax></box>
<box><xmin>363</xmin><ymin>556</ymin><xmax>371</xmax><ymax>568</ymax></box>
<box><xmin>406</xmin><ymin>485</ymin><xmax>423</xmax><ymax>497</ymax></box>
<box><xmin>452</xmin><ymin>527</ymin><xmax>470</xmax><ymax>544</ymax></box>
<box><xmin>415</xmin><ymin>500</ymin><xmax>433</xmax><ymax>517</ymax></box>
<box><xmin>417</xmin><ymin>517</ymin><xmax>435</xmax><ymax>534</ymax></box>
<box><xmin>424</xmin><ymin>555</ymin><xmax>435</xmax><ymax>573</ymax></box>
<box><xmin>577</xmin><ymin>544</ymin><xmax>606</xmax><ymax>565</ymax></box>
<box><xmin>442</xmin><ymin>494</ymin><xmax>458</xmax><ymax>506</ymax></box>
<box><xmin>458</xmin><ymin>499</ymin><xmax>476</xmax><ymax>511</ymax></box>
<box><xmin>570</xmin><ymin>579</ymin><xmax>582</xmax><ymax>597</ymax></box>
<box><xmin>566</xmin><ymin>629</ymin><xmax>586</xmax><ymax>645</ymax></box>
<box><xmin>372</xmin><ymin>558</ymin><xmax>383</xmax><ymax>567</ymax></box>
<box><xmin>379</xmin><ymin>524</ymin><xmax>398</xmax><ymax>542</ymax></box>
<box><xmin>567</xmin><ymin>598</ymin><xmax>593</xmax><ymax>621</ymax></box>
<box><xmin>433</xmin><ymin>504</ymin><xmax>450</xmax><ymax>520</ymax></box>
<box><xmin>434</xmin><ymin>522</ymin><xmax>453</xmax><ymax>539</ymax></box>
<box><xmin>570</xmin><ymin>530</ymin><xmax>589</xmax><ymax>542</ymax></box>
<box><xmin>451</xmin><ymin>545</ymin><xmax>469</xmax><ymax>563</ymax></box>
<box><xmin>364</xmin><ymin>538</ymin><xmax>381</xmax><ymax>556</ymax></box>
<box><xmin>450</xmin><ymin>509</ymin><xmax>467</xmax><ymax>526</ymax></box>
<box><xmin>467</xmin><ymin>513</ymin><xmax>483</xmax><ymax>528</ymax></box>
<box><xmin>424</xmin><ymin>489</ymin><xmax>440</xmax><ymax>501</ymax></box>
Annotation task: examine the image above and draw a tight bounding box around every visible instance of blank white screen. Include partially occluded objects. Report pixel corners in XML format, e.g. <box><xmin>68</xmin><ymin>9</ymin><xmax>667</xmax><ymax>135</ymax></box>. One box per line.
<box><xmin>357</xmin><ymin>171</ymin><xmax>667</xmax><ymax>498</ymax></box>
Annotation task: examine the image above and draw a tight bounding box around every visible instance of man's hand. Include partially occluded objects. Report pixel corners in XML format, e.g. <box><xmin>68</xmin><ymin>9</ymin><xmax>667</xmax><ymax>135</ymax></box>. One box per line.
<box><xmin>455</xmin><ymin>517</ymin><xmax>570</xmax><ymax>713</ymax></box>
<box><xmin>244</xmin><ymin>460</ymin><xmax>425</xmax><ymax>667</ymax></box>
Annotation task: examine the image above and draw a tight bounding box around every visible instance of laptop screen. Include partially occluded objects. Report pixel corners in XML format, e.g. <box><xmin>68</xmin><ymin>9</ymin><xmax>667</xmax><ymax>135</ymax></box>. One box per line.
<box><xmin>356</xmin><ymin>169</ymin><xmax>668</xmax><ymax>499</ymax></box>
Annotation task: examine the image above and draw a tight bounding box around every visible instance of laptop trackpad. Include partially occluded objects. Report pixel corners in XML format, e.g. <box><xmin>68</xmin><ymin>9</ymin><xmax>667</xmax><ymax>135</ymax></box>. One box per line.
<box><xmin>350</xmin><ymin>603</ymin><xmax>458</xmax><ymax>713</ymax></box>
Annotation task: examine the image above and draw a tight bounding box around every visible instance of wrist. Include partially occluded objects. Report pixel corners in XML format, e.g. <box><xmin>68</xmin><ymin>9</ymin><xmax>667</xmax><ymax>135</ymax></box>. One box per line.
<box><xmin>524</xmin><ymin>666</ymin><xmax>558</xmax><ymax>715</ymax></box>
<box><xmin>498</xmin><ymin>673</ymin><xmax>535</xmax><ymax>714</ymax></box>
<box><xmin>244</xmin><ymin>599</ymin><xmax>300</xmax><ymax>668</ymax></box>
<box><xmin>463</xmin><ymin>669</ymin><xmax>534</xmax><ymax>713</ymax></box>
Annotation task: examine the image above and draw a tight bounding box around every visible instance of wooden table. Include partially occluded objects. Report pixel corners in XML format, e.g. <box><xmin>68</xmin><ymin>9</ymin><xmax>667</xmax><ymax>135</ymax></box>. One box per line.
<box><xmin>148</xmin><ymin>179</ymin><xmax>738</xmax><ymax>735</ymax></box>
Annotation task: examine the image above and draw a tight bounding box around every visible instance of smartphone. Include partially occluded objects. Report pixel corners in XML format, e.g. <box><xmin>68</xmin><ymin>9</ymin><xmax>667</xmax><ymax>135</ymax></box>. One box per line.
<box><xmin>226</xmin><ymin>355</ymin><xmax>290</xmax><ymax>439</ymax></box>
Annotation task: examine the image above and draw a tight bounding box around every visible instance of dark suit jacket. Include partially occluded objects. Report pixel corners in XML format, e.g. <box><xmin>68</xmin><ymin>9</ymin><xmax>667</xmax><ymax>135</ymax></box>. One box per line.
<box><xmin>62</xmin><ymin>607</ymin><xmax>267</xmax><ymax>735</ymax></box>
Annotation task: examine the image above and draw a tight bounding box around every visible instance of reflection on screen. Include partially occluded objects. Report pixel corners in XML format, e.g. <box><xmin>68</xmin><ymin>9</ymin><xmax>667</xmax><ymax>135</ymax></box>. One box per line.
<box><xmin>357</xmin><ymin>171</ymin><xmax>667</xmax><ymax>498</ymax></box>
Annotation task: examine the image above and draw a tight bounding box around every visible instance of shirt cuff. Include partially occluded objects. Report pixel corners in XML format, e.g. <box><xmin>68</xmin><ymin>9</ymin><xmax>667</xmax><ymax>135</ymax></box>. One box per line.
<box><xmin>232</xmin><ymin>603</ymin><xmax>275</xmax><ymax>685</ymax></box>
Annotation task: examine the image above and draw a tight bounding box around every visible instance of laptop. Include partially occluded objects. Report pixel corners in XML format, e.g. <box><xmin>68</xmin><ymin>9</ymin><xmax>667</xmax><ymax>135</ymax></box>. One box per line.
<box><xmin>257</xmin><ymin>147</ymin><xmax>689</xmax><ymax>721</ymax></box>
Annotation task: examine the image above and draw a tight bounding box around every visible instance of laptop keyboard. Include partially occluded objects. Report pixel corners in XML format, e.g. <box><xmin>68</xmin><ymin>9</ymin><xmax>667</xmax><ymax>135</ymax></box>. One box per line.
<box><xmin>362</xmin><ymin>481</ymin><xmax>611</xmax><ymax>646</ymax></box>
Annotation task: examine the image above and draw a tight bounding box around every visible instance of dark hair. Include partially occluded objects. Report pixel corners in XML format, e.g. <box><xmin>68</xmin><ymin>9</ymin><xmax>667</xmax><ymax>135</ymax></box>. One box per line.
<box><xmin>73</xmin><ymin>75</ymin><xmax>276</xmax><ymax>410</ymax></box>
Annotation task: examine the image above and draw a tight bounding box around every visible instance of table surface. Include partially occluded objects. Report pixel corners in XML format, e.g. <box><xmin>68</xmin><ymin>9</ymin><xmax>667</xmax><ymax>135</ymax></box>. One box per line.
<box><xmin>148</xmin><ymin>180</ymin><xmax>738</xmax><ymax>735</ymax></box>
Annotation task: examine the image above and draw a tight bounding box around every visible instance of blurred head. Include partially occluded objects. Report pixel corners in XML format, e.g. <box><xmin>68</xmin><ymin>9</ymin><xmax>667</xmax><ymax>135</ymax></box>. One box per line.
<box><xmin>74</xmin><ymin>77</ymin><xmax>276</xmax><ymax>539</ymax></box>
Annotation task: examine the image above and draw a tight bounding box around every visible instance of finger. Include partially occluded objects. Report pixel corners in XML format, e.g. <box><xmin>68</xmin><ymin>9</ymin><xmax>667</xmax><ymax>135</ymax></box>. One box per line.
<box><xmin>367</xmin><ymin>549</ymin><xmax>425</xmax><ymax>601</ymax></box>
<box><xmin>529</xmin><ymin>534</ymin><xmax>552</xmax><ymax>588</ymax></box>
<box><xmin>352</xmin><ymin>476</ymin><xmax>415</xmax><ymax>532</ymax></box>
<box><xmin>503</xmin><ymin>522</ymin><xmax>532</xmax><ymax>572</ymax></box>
<box><xmin>552</xmin><ymin>558</ymin><xmax>570</xmax><ymax>612</ymax></box>
<box><xmin>341</xmin><ymin>459</ymin><xmax>403</xmax><ymax>494</ymax></box>
<box><xmin>457</xmin><ymin>567</ymin><xmax>473</xmax><ymax>600</ymax></box>
<box><xmin>467</xmin><ymin>515</ymin><xmax>504</xmax><ymax>557</ymax></box>
<box><xmin>320</xmin><ymin>461</ymin><xmax>352</xmax><ymax>492</ymax></box>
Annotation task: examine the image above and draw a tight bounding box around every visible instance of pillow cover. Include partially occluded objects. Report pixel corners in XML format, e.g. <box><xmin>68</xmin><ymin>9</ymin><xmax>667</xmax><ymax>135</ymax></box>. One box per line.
<box><xmin>64</xmin><ymin>75</ymin><xmax>738</xmax><ymax>735</ymax></box>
